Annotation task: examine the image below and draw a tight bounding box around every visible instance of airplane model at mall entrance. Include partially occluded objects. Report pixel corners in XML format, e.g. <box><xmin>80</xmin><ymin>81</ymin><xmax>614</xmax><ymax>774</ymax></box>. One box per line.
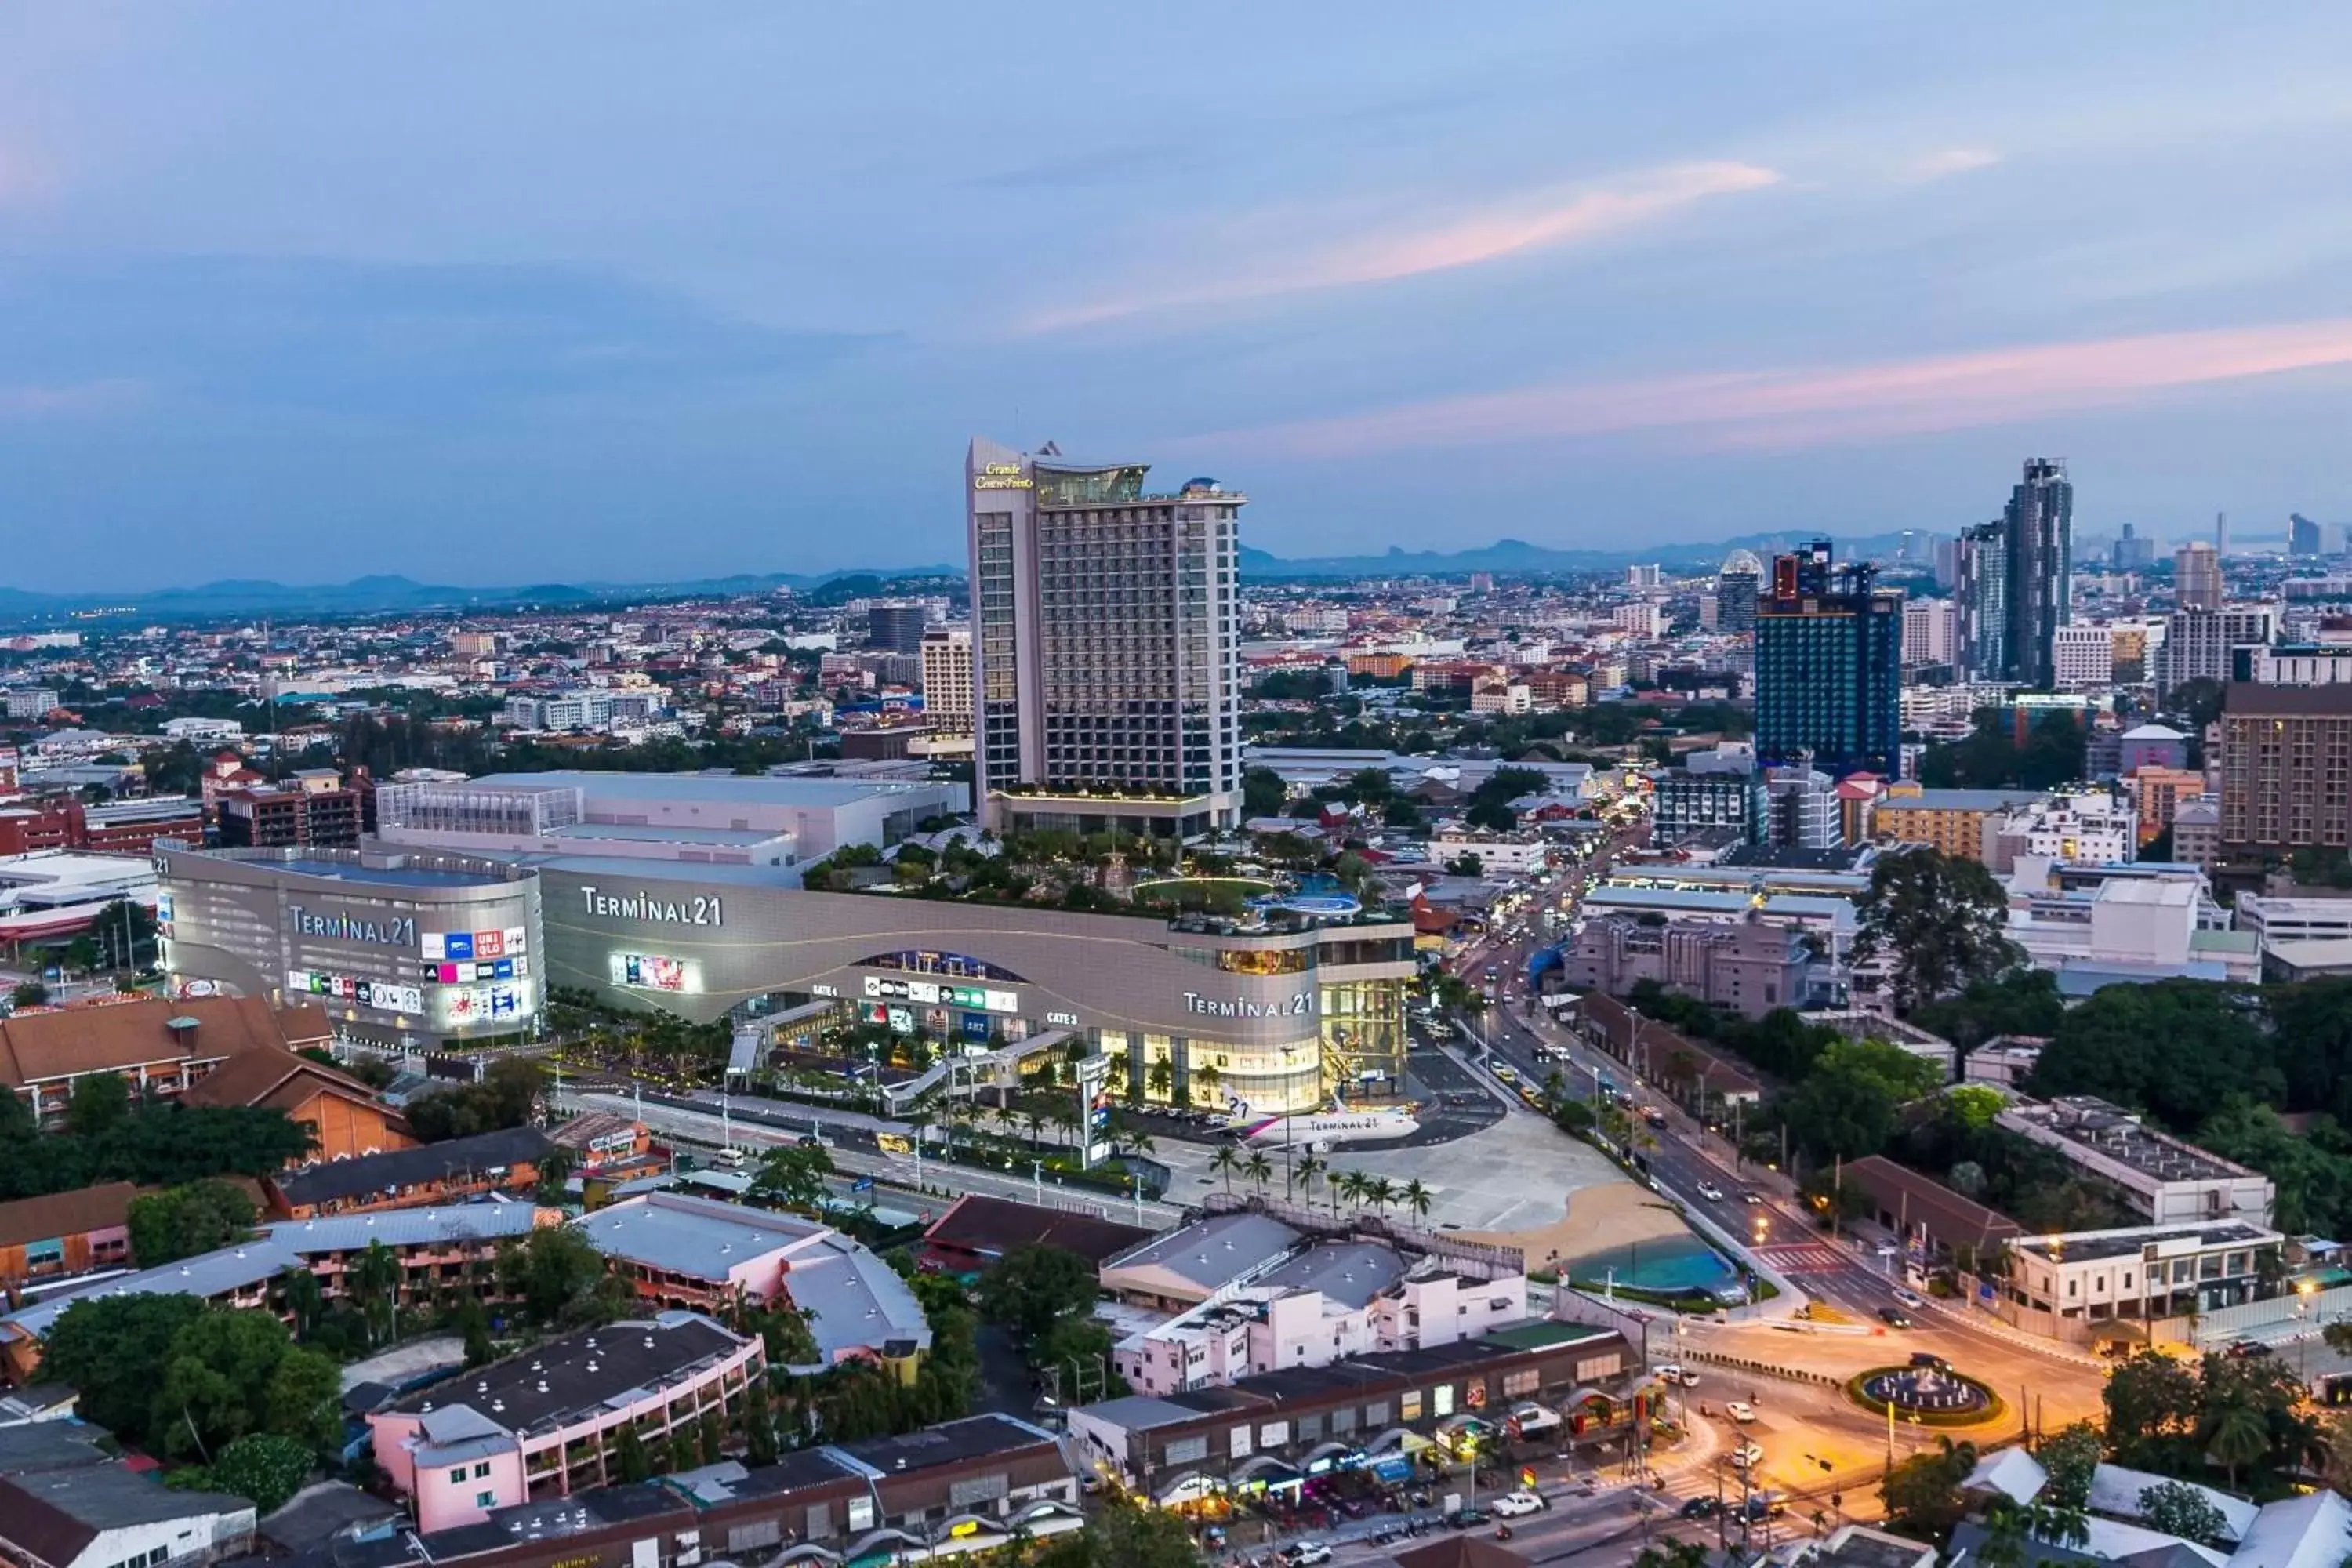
<box><xmin>1227</xmin><ymin>1094</ymin><xmax>1418</xmax><ymax>1150</ymax></box>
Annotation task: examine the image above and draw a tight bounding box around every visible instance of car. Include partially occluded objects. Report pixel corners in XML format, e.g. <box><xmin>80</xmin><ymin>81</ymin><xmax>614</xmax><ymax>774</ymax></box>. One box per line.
<box><xmin>1893</xmin><ymin>1288</ymin><xmax>1925</xmax><ymax>1308</ymax></box>
<box><xmin>1645</xmin><ymin>1112</ymin><xmax>1668</xmax><ymax>1130</ymax></box>
<box><xmin>1878</xmin><ymin>1306</ymin><xmax>1912</xmax><ymax>1328</ymax></box>
<box><xmin>1492</xmin><ymin>1492</ymin><xmax>1544</xmax><ymax>1518</ymax></box>
<box><xmin>2227</xmin><ymin>1339</ymin><xmax>2275</xmax><ymax>1359</ymax></box>
<box><xmin>1909</xmin><ymin>1351</ymin><xmax>1950</xmax><ymax>1370</ymax></box>
<box><xmin>1679</xmin><ymin>1497</ymin><xmax>1722</xmax><ymax>1519</ymax></box>
<box><xmin>1744</xmin><ymin>1494</ymin><xmax>1788</xmax><ymax>1521</ymax></box>
<box><xmin>1697</xmin><ymin>1181</ymin><xmax>1725</xmax><ymax>1202</ymax></box>
<box><xmin>1730</xmin><ymin>1441</ymin><xmax>1765</xmax><ymax>1469</ymax></box>
<box><xmin>1281</xmin><ymin>1545</ymin><xmax>1333</xmax><ymax>1567</ymax></box>
<box><xmin>1446</xmin><ymin>1508</ymin><xmax>1490</xmax><ymax>1530</ymax></box>
<box><xmin>1724</xmin><ymin>1401</ymin><xmax>1755</xmax><ymax>1424</ymax></box>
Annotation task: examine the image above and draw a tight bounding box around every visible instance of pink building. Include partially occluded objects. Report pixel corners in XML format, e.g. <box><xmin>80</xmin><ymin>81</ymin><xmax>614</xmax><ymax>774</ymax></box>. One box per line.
<box><xmin>369</xmin><ymin>1311</ymin><xmax>762</xmax><ymax>1533</ymax></box>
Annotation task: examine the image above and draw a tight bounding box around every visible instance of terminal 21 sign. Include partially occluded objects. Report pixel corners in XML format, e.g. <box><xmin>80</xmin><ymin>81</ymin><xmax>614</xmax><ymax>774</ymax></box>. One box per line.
<box><xmin>1181</xmin><ymin>989</ymin><xmax>1316</xmax><ymax>1019</ymax></box>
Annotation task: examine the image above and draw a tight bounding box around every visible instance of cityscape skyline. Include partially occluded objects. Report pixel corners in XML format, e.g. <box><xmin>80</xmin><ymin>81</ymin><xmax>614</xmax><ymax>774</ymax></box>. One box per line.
<box><xmin>3</xmin><ymin>5</ymin><xmax>2351</xmax><ymax>589</ymax></box>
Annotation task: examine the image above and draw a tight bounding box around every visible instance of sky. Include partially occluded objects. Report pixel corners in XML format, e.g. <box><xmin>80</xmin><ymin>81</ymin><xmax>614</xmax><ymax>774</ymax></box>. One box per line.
<box><xmin>4</xmin><ymin>2</ymin><xmax>2351</xmax><ymax>590</ymax></box>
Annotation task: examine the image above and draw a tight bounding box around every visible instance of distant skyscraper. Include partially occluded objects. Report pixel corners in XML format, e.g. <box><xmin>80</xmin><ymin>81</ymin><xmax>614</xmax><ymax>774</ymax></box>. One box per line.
<box><xmin>2002</xmin><ymin>458</ymin><xmax>2074</xmax><ymax>689</ymax></box>
<box><xmin>1716</xmin><ymin>549</ymin><xmax>1762</xmax><ymax>637</ymax></box>
<box><xmin>1954</xmin><ymin>522</ymin><xmax>2009</xmax><ymax>682</ymax></box>
<box><xmin>2176</xmin><ymin>542</ymin><xmax>2223</xmax><ymax>610</ymax></box>
<box><xmin>967</xmin><ymin>437</ymin><xmax>1243</xmax><ymax>834</ymax></box>
<box><xmin>2216</xmin><ymin>511</ymin><xmax>2230</xmax><ymax>555</ymax></box>
<box><xmin>2114</xmin><ymin>522</ymin><xmax>2156</xmax><ymax>571</ymax></box>
<box><xmin>866</xmin><ymin>600</ymin><xmax>931</xmax><ymax>656</ymax></box>
<box><xmin>920</xmin><ymin>625</ymin><xmax>974</xmax><ymax>735</ymax></box>
<box><xmin>2290</xmin><ymin>514</ymin><xmax>2323</xmax><ymax>557</ymax></box>
<box><xmin>1754</xmin><ymin>540</ymin><xmax>1901</xmax><ymax>779</ymax></box>
<box><xmin>1901</xmin><ymin>597</ymin><xmax>1955</xmax><ymax>667</ymax></box>
<box><xmin>1627</xmin><ymin>564</ymin><xmax>1663</xmax><ymax>589</ymax></box>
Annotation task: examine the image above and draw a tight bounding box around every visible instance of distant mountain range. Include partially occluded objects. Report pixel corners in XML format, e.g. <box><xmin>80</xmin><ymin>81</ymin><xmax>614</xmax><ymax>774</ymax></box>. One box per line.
<box><xmin>1235</xmin><ymin>532</ymin><xmax>1933</xmax><ymax>579</ymax></box>
<box><xmin>0</xmin><ymin>532</ymin><xmax>1949</xmax><ymax>625</ymax></box>
<box><xmin>0</xmin><ymin>568</ymin><xmax>965</xmax><ymax>624</ymax></box>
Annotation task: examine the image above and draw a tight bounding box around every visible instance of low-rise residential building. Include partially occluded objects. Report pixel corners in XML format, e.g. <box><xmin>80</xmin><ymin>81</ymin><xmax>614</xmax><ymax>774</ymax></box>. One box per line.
<box><xmin>1874</xmin><ymin>786</ymin><xmax>2045</xmax><ymax>861</ymax></box>
<box><xmin>1425</xmin><ymin>830</ymin><xmax>1550</xmax><ymax>876</ymax></box>
<box><xmin>1649</xmin><ymin>767</ymin><xmax>1766</xmax><ymax>850</ymax></box>
<box><xmin>267</xmin><ymin>1126</ymin><xmax>556</xmax><ymax>1218</ymax></box>
<box><xmin>0</xmin><ymin>1423</ymin><xmax>256</xmax><ymax>1568</ymax></box>
<box><xmin>0</xmin><ymin>1205</ymin><xmax>549</xmax><ymax>1384</ymax></box>
<box><xmin>2125</xmin><ymin>767</ymin><xmax>2209</xmax><ymax>847</ymax></box>
<box><xmin>0</xmin><ymin>1186</ymin><xmax>135</xmax><ymax>1292</ymax></box>
<box><xmin>1998</xmin><ymin>1095</ymin><xmax>2274</xmax><ymax>1226</ymax></box>
<box><xmin>1987</xmin><ymin>789</ymin><xmax>2138</xmax><ymax>873</ymax></box>
<box><xmin>574</xmin><ymin>1193</ymin><xmax>930</xmax><ymax>1367</ymax></box>
<box><xmin>2171</xmin><ymin>796</ymin><xmax>2222</xmax><ymax>868</ymax></box>
<box><xmin>916</xmin><ymin>1195</ymin><xmax>1152</xmax><ymax>1282</ymax></box>
<box><xmin>370</xmin><ymin>1312</ymin><xmax>764</xmax><ymax>1533</ymax></box>
<box><xmin>1844</xmin><ymin>1156</ymin><xmax>2023</xmax><ymax>1268</ymax></box>
<box><xmin>1561</xmin><ymin>911</ymin><xmax>1813</xmax><ymax>1019</ymax></box>
<box><xmin>0</xmin><ymin>996</ymin><xmax>341</xmax><ymax>1132</ymax></box>
<box><xmin>1114</xmin><ymin>1240</ymin><xmax>1530</xmax><ymax>1396</ymax></box>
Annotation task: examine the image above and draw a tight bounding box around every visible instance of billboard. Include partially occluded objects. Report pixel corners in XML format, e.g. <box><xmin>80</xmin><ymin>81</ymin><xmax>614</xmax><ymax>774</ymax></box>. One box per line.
<box><xmin>610</xmin><ymin>952</ymin><xmax>692</xmax><ymax>993</ymax></box>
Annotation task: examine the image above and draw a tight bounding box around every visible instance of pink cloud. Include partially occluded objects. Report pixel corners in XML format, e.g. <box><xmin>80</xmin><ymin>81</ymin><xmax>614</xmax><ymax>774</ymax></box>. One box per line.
<box><xmin>0</xmin><ymin>381</ymin><xmax>144</xmax><ymax>419</ymax></box>
<box><xmin>1204</xmin><ymin>318</ymin><xmax>2352</xmax><ymax>459</ymax></box>
<box><xmin>1019</xmin><ymin>161</ymin><xmax>1780</xmax><ymax>334</ymax></box>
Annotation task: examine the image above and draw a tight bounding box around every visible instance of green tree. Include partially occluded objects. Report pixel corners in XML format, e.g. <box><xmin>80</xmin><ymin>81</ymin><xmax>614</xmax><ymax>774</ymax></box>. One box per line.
<box><xmin>2136</xmin><ymin>1481</ymin><xmax>2230</xmax><ymax>1546</ymax></box>
<box><xmin>1030</xmin><ymin>1492</ymin><xmax>1203</xmax><ymax>1568</ymax></box>
<box><xmin>1855</xmin><ymin>846</ymin><xmax>2019</xmax><ymax>1014</ymax></box>
<box><xmin>128</xmin><ymin>1180</ymin><xmax>258</xmax><ymax>1267</ymax></box>
<box><xmin>2031</xmin><ymin>982</ymin><xmax>2279</xmax><ymax>1137</ymax></box>
<box><xmin>197</xmin><ymin>1433</ymin><xmax>315</xmax><ymax>1514</ymax></box>
<box><xmin>612</xmin><ymin>1423</ymin><xmax>652</xmax><ymax>1483</ymax></box>
<box><xmin>1878</xmin><ymin>1438</ymin><xmax>1976</xmax><ymax>1541</ymax></box>
<box><xmin>742</xmin><ymin>1375</ymin><xmax>778</xmax><ymax>1465</ymax></box>
<box><xmin>1399</xmin><ymin>1178</ymin><xmax>1434</xmax><ymax>1223</ymax></box>
<box><xmin>1241</xmin><ymin>1149</ymin><xmax>1273</xmax><ymax>1192</ymax></box>
<box><xmin>152</xmin><ymin>1308</ymin><xmax>339</xmax><ymax>1459</ymax></box>
<box><xmin>2037</xmin><ymin>1421</ymin><xmax>2103</xmax><ymax>1512</ymax></box>
<box><xmin>1208</xmin><ymin>1145</ymin><xmax>1240</xmax><ymax>1193</ymax></box>
<box><xmin>42</xmin><ymin>1294</ymin><xmax>207</xmax><ymax>1446</ymax></box>
<box><xmin>2206</xmin><ymin>1401</ymin><xmax>2270</xmax><ymax>1490</ymax></box>
<box><xmin>975</xmin><ymin>1246</ymin><xmax>1099</xmax><ymax>1344</ymax></box>
<box><xmin>347</xmin><ymin>1239</ymin><xmax>404</xmax><ymax>1347</ymax></box>
<box><xmin>65</xmin><ymin>1073</ymin><xmax>132</xmax><ymax>1138</ymax></box>
<box><xmin>1780</xmin><ymin>1036</ymin><xmax>1946</xmax><ymax>1161</ymax></box>
<box><xmin>698</xmin><ymin>1409</ymin><xmax>727</xmax><ymax>1465</ymax></box>
<box><xmin>495</xmin><ymin>1225</ymin><xmax>614</xmax><ymax>1327</ymax></box>
<box><xmin>9</xmin><ymin>980</ymin><xmax>47</xmax><ymax>1008</ymax></box>
<box><xmin>1635</xmin><ymin>1542</ymin><xmax>1711</xmax><ymax>1568</ymax></box>
<box><xmin>1241</xmin><ymin>768</ymin><xmax>1287</xmax><ymax>820</ymax></box>
<box><xmin>2103</xmin><ymin>1350</ymin><xmax>2203</xmax><ymax>1472</ymax></box>
<box><xmin>750</xmin><ymin>1142</ymin><xmax>835</xmax><ymax>1213</ymax></box>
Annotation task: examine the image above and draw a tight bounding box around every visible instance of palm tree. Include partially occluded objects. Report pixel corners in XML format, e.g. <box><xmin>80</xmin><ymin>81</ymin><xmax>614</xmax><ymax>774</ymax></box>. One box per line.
<box><xmin>1192</xmin><ymin>1062</ymin><xmax>1223</xmax><ymax>1107</ymax></box>
<box><xmin>1542</xmin><ymin>1069</ymin><xmax>1567</xmax><ymax>1113</ymax></box>
<box><xmin>1294</xmin><ymin>1155</ymin><xmax>1327</xmax><ymax>1211</ymax></box>
<box><xmin>1336</xmin><ymin>1169</ymin><xmax>1368</xmax><ymax>1213</ymax></box>
<box><xmin>1366</xmin><ymin>1176</ymin><xmax>1396</xmax><ymax>1220</ymax></box>
<box><xmin>277</xmin><ymin>1265</ymin><xmax>325</xmax><ymax>1341</ymax></box>
<box><xmin>1400</xmin><ymin>1178</ymin><xmax>1434</xmax><ymax>1225</ymax></box>
<box><xmin>349</xmin><ymin>1239</ymin><xmax>404</xmax><ymax>1347</ymax></box>
<box><xmin>1210</xmin><ymin>1145</ymin><xmax>1241</xmax><ymax>1193</ymax></box>
<box><xmin>2208</xmin><ymin>1401</ymin><xmax>2271</xmax><ymax>1490</ymax></box>
<box><xmin>1243</xmin><ymin>1150</ymin><xmax>1274</xmax><ymax>1193</ymax></box>
<box><xmin>1022</xmin><ymin>1109</ymin><xmax>1047</xmax><ymax>1149</ymax></box>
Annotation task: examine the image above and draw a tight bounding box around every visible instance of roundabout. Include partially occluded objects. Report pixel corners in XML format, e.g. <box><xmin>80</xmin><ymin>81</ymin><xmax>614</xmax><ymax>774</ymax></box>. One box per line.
<box><xmin>1846</xmin><ymin>1362</ymin><xmax>2004</xmax><ymax>1426</ymax></box>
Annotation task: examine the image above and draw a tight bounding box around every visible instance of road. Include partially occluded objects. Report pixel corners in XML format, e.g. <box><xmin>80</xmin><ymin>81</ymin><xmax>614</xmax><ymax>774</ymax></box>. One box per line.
<box><xmin>1425</xmin><ymin>829</ymin><xmax>2107</xmax><ymax>1483</ymax></box>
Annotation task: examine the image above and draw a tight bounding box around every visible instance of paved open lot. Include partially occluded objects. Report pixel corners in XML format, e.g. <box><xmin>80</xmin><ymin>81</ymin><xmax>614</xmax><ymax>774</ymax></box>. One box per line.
<box><xmin>1152</xmin><ymin>1097</ymin><xmax>1628</xmax><ymax>1232</ymax></box>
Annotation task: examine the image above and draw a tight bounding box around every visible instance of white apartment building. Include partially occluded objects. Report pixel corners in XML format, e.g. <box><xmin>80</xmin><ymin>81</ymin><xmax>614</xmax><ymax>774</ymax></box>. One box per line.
<box><xmin>1901</xmin><ymin>598</ymin><xmax>1956</xmax><ymax>666</ymax></box>
<box><xmin>920</xmin><ymin>626</ymin><xmax>975</xmax><ymax>735</ymax></box>
<box><xmin>1613</xmin><ymin>602</ymin><xmax>1666</xmax><ymax>639</ymax></box>
<box><xmin>2051</xmin><ymin>624</ymin><xmax>2115</xmax><ymax>687</ymax></box>
<box><xmin>1998</xmin><ymin>1094</ymin><xmax>2274</xmax><ymax>1226</ymax></box>
<box><xmin>2158</xmin><ymin>604</ymin><xmax>2276</xmax><ymax>695</ymax></box>
<box><xmin>2002</xmin><ymin>1219</ymin><xmax>2284</xmax><ymax>1340</ymax></box>
<box><xmin>1113</xmin><ymin>1243</ymin><xmax>1528</xmax><ymax>1396</ymax></box>
<box><xmin>1427</xmin><ymin>830</ymin><xmax>1552</xmax><ymax>875</ymax></box>
<box><xmin>1992</xmin><ymin>790</ymin><xmax>2137</xmax><ymax>869</ymax></box>
<box><xmin>2235</xmin><ymin>892</ymin><xmax>2352</xmax><ymax>949</ymax></box>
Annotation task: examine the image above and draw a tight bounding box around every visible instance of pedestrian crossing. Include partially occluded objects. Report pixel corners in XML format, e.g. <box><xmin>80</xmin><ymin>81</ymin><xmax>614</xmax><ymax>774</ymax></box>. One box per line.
<box><xmin>1755</xmin><ymin>1242</ymin><xmax>1849</xmax><ymax>1274</ymax></box>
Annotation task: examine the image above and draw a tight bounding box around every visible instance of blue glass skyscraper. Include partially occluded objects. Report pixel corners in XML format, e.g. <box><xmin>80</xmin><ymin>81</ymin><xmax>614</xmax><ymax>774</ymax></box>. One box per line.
<box><xmin>1754</xmin><ymin>539</ymin><xmax>1903</xmax><ymax>779</ymax></box>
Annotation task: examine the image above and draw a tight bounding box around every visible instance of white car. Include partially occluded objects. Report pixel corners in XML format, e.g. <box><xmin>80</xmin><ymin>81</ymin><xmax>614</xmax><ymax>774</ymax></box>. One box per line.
<box><xmin>1493</xmin><ymin>1491</ymin><xmax>1544</xmax><ymax>1518</ymax></box>
<box><xmin>1697</xmin><ymin>1181</ymin><xmax>1725</xmax><ymax>1201</ymax></box>
<box><xmin>1725</xmin><ymin>1401</ymin><xmax>1756</xmax><ymax>1424</ymax></box>
<box><xmin>1281</xmin><ymin>1545</ymin><xmax>1332</xmax><ymax>1568</ymax></box>
<box><xmin>1893</xmin><ymin>1287</ymin><xmax>1925</xmax><ymax>1308</ymax></box>
<box><xmin>1730</xmin><ymin>1441</ymin><xmax>1765</xmax><ymax>1469</ymax></box>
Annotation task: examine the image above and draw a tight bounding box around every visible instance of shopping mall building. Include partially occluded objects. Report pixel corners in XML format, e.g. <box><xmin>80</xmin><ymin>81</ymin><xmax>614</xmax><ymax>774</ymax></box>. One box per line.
<box><xmin>155</xmin><ymin>844</ymin><xmax>1412</xmax><ymax>1112</ymax></box>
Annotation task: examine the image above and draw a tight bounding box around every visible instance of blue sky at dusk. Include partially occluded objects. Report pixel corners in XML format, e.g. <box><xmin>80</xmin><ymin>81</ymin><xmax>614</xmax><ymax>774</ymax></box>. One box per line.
<box><xmin>3</xmin><ymin>2</ymin><xmax>2350</xmax><ymax>589</ymax></box>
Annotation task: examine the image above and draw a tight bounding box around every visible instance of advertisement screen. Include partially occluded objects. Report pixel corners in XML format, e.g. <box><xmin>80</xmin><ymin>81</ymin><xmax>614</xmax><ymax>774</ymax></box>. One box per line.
<box><xmin>609</xmin><ymin>952</ymin><xmax>691</xmax><ymax>993</ymax></box>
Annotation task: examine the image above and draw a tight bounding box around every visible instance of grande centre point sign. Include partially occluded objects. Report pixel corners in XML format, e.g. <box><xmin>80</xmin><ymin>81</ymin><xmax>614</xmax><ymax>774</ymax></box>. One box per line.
<box><xmin>1181</xmin><ymin>989</ymin><xmax>1316</xmax><ymax>1020</ymax></box>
